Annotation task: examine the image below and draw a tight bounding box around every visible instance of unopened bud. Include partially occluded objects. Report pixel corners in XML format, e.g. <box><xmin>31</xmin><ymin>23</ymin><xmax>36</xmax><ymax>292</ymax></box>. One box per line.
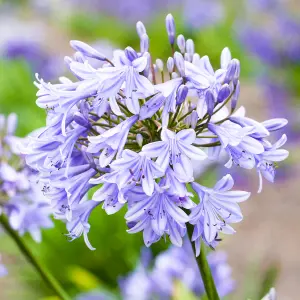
<box><xmin>174</xmin><ymin>52</ymin><xmax>185</xmax><ymax>77</ymax></box>
<box><xmin>136</xmin><ymin>134</ymin><xmax>143</xmax><ymax>147</ymax></box>
<box><xmin>167</xmin><ymin>57</ymin><xmax>174</xmax><ymax>73</ymax></box>
<box><xmin>70</xmin><ymin>40</ymin><xmax>106</xmax><ymax>61</ymax></box>
<box><xmin>140</xmin><ymin>34</ymin><xmax>149</xmax><ymax>53</ymax></box>
<box><xmin>156</xmin><ymin>59</ymin><xmax>164</xmax><ymax>72</ymax></box>
<box><xmin>177</xmin><ymin>34</ymin><xmax>185</xmax><ymax>53</ymax></box>
<box><xmin>125</xmin><ymin>46</ymin><xmax>138</xmax><ymax>61</ymax></box>
<box><xmin>186</xmin><ymin>39</ymin><xmax>194</xmax><ymax>55</ymax></box>
<box><xmin>190</xmin><ymin>111</ymin><xmax>198</xmax><ymax>129</ymax></box>
<box><xmin>166</xmin><ymin>14</ymin><xmax>176</xmax><ymax>45</ymax></box>
<box><xmin>217</xmin><ymin>84</ymin><xmax>231</xmax><ymax>103</ymax></box>
<box><xmin>136</xmin><ymin>21</ymin><xmax>147</xmax><ymax>37</ymax></box>
<box><xmin>176</xmin><ymin>85</ymin><xmax>188</xmax><ymax>105</ymax></box>
<box><xmin>205</xmin><ymin>90</ymin><xmax>215</xmax><ymax>115</ymax></box>
<box><xmin>231</xmin><ymin>80</ymin><xmax>240</xmax><ymax>111</ymax></box>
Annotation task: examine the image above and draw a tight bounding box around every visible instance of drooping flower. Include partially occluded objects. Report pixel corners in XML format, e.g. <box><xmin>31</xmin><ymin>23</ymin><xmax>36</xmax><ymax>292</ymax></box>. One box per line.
<box><xmin>255</xmin><ymin>134</ymin><xmax>289</xmax><ymax>193</ymax></box>
<box><xmin>190</xmin><ymin>174</ymin><xmax>250</xmax><ymax>255</ymax></box>
<box><xmin>61</xmin><ymin>200</ymin><xmax>100</xmax><ymax>251</ymax></box>
<box><xmin>125</xmin><ymin>184</ymin><xmax>190</xmax><ymax>247</ymax></box>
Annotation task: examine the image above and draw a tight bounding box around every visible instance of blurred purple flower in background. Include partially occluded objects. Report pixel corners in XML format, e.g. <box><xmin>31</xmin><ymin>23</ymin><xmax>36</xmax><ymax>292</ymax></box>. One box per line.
<box><xmin>120</xmin><ymin>240</ymin><xmax>235</xmax><ymax>299</ymax></box>
<box><xmin>67</xmin><ymin>0</ymin><xmax>180</xmax><ymax>24</ymax></box>
<box><xmin>0</xmin><ymin>113</ymin><xmax>53</xmax><ymax>241</ymax></box>
<box><xmin>0</xmin><ymin>14</ymin><xmax>62</xmax><ymax>80</ymax></box>
<box><xmin>2</xmin><ymin>39</ymin><xmax>61</xmax><ymax>80</ymax></box>
<box><xmin>184</xmin><ymin>0</ymin><xmax>224</xmax><ymax>29</ymax></box>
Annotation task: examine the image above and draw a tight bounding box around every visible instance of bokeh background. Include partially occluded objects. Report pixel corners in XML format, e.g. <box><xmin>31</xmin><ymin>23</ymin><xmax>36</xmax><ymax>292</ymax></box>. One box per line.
<box><xmin>0</xmin><ymin>0</ymin><xmax>299</xmax><ymax>299</ymax></box>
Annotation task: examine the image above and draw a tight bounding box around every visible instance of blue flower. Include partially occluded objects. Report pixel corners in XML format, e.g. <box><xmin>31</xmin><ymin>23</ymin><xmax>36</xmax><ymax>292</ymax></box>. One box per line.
<box><xmin>142</xmin><ymin>128</ymin><xmax>207</xmax><ymax>182</ymax></box>
<box><xmin>70</xmin><ymin>48</ymin><xmax>154</xmax><ymax>109</ymax></box>
<box><xmin>125</xmin><ymin>184</ymin><xmax>190</xmax><ymax>247</ymax></box>
<box><xmin>101</xmin><ymin>150</ymin><xmax>164</xmax><ymax>196</ymax></box>
<box><xmin>25</xmin><ymin>125</ymin><xmax>87</xmax><ymax>172</ymax></box>
<box><xmin>255</xmin><ymin>134</ymin><xmax>289</xmax><ymax>193</ymax></box>
<box><xmin>208</xmin><ymin>120</ymin><xmax>265</xmax><ymax>169</ymax></box>
<box><xmin>91</xmin><ymin>182</ymin><xmax>125</xmax><ymax>214</ymax></box>
<box><xmin>190</xmin><ymin>175</ymin><xmax>250</xmax><ymax>253</ymax></box>
<box><xmin>4</xmin><ymin>189</ymin><xmax>54</xmax><ymax>243</ymax></box>
<box><xmin>0</xmin><ymin>113</ymin><xmax>54</xmax><ymax>242</ymax></box>
<box><xmin>65</xmin><ymin>200</ymin><xmax>100</xmax><ymax>250</ymax></box>
<box><xmin>87</xmin><ymin>115</ymin><xmax>138</xmax><ymax>167</ymax></box>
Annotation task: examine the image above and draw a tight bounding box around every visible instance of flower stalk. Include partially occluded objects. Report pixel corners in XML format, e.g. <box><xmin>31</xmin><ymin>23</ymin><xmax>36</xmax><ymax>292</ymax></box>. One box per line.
<box><xmin>187</xmin><ymin>223</ymin><xmax>220</xmax><ymax>300</ymax></box>
<box><xmin>0</xmin><ymin>214</ymin><xmax>71</xmax><ymax>300</ymax></box>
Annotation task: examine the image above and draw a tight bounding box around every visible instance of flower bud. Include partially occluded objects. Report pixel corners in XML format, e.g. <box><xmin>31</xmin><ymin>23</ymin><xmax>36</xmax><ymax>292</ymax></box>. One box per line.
<box><xmin>190</xmin><ymin>111</ymin><xmax>198</xmax><ymax>129</ymax></box>
<box><xmin>184</xmin><ymin>53</ymin><xmax>192</xmax><ymax>62</ymax></box>
<box><xmin>171</xmin><ymin>72</ymin><xmax>179</xmax><ymax>79</ymax></box>
<box><xmin>233</xmin><ymin>59</ymin><xmax>240</xmax><ymax>85</ymax></box>
<box><xmin>64</xmin><ymin>56</ymin><xmax>73</xmax><ymax>67</ymax></box>
<box><xmin>156</xmin><ymin>59</ymin><xmax>164</xmax><ymax>72</ymax></box>
<box><xmin>224</xmin><ymin>59</ymin><xmax>238</xmax><ymax>84</ymax></box>
<box><xmin>174</xmin><ymin>52</ymin><xmax>185</xmax><ymax>77</ymax></box>
<box><xmin>231</xmin><ymin>80</ymin><xmax>240</xmax><ymax>111</ymax></box>
<box><xmin>70</xmin><ymin>40</ymin><xmax>106</xmax><ymax>61</ymax></box>
<box><xmin>176</xmin><ymin>85</ymin><xmax>188</xmax><ymax>105</ymax></box>
<box><xmin>186</xmin><ymin>39</ymin><xmax>194</xmax><ymax>55</ymax></box>
<box><xmin>125</xmin><ymin>46</ymin><xmax>138</xmax><ymax>61</ymax></box>
<box><xmin>165</xmin><ymin>14</ymin><xmax>176</xmax><ymax>45</ymax></box>
<box><xmin>205</xmin><ymin>90</ymin><xmax>215</xmax><ymax>115</ymax></box>
<box><xmin>136</xmin><ymin>134</ymin><xmax>143</xmax><ymax>147</ymax></box>
<box><xmin>221</xmin><ymin>47</ymin><xmax>231</xmax><ymax>69</ymax></box>
<box><xmin>177</xmin><ymin>34</ymin><xmax>185</xmax><ymax>53</ymax></box>
<box><xmin>140</xmin><ymin>34</ymin><xmax>149</xmax><ymax>53</ymax></box>
<box><xmin>74</xmin><ymin>51</ymin><xmax>85</xmax><ymax>63</ymax></box>
<box><xmin>167</xmin><ymin>57</ymin><xmax>174</xmax><ymax>73</ymax></box>
<box><xmin>136</xmin><ymin>21</ymin><xmax>147</xmax><ymax>38</ymax></box>
<box><xmin>192</xmin><ymin>53</ymin><xmax>201</xmax><ymax>66</ymax></box>
<box><xmin>217</xmin><ymin>84</ymin><xmax>231</xmax><ymax>103</ymax></box>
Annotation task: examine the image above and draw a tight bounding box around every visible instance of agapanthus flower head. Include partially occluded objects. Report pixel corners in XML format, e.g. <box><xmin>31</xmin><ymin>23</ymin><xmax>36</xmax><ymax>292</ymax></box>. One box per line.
<box><xmin>0</xmin><ymin>113</ymin><xmax>53</xmax><ymax>241</ymax></box>
<box><xmin>24</xmin><ymin>14</ymin><xmax>288</xmax><ymax>252</ymax></box>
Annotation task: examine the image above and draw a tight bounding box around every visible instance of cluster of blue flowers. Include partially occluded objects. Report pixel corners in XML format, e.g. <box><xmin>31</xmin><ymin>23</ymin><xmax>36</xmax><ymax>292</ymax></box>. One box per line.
<box><xmin>23</xmin><ymin>14</ymin><xmax>288</xmax><ymax>253</ymax></box>
<box><xmin>0</xmin><ymin>113</ymin><xmax>53</xmax><ymax>242</ymax></box>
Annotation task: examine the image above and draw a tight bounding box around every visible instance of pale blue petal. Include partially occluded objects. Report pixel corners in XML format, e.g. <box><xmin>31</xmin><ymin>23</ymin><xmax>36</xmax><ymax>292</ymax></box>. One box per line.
<box><xmin>214</xmin><ymin>174</ymin><xmax>234</xmax><ymax>192</ymax></box>
<box><xmin>176</xmin><ymin>129</ymin><xmax>196</xmax><ymax>144</ymax></box>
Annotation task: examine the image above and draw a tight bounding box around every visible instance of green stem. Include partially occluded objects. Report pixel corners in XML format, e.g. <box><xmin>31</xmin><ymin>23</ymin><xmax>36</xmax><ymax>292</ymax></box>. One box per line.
<box><xmin>187</xmin><ymin>225</ymin><xmax>220</xmax><ymax>300</ymax></box>
<box><xmin>0</xmin><ymin>214</ymin><xmax>71</xmax><ymax>300</ymax></box>
<box><xmin>193</xmin><ymin>141</ymin><xmax>221</xmax><ymax>147</ymax></box>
